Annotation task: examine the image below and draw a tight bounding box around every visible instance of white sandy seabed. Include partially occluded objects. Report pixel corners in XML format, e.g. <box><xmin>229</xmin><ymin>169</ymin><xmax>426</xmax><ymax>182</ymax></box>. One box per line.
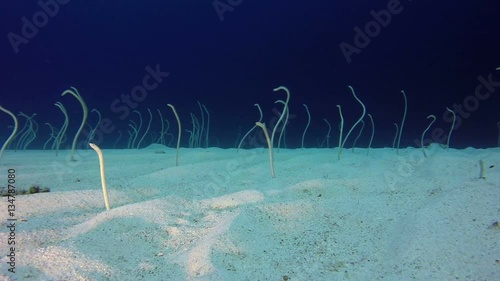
<box><xmin>0</xmin><ymin>144</ymin><xmax>499</xmax><ymax>281</ymax></box>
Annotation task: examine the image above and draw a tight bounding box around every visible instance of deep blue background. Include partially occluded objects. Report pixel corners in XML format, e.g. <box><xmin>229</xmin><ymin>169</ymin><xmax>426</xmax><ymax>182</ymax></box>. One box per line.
<box><xmin>0</xmin><ymin>0</ymin><xmax>499</xmax><ymax>149</ymax></box>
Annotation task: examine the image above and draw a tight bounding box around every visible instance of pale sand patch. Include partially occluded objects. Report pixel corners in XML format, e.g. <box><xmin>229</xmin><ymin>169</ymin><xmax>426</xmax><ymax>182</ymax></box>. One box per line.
<box><xmin>0</xmin><ymin>146</ymin><xmax>498</xmax><ymax>280</ymax></box>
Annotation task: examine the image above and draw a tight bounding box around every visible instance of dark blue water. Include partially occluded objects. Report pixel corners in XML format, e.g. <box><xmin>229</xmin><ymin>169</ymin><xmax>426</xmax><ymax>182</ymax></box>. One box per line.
<box><xmin>1</xmin><ymin>0</ymin><xmax>499</xmax><ymax>149</ymax></box>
